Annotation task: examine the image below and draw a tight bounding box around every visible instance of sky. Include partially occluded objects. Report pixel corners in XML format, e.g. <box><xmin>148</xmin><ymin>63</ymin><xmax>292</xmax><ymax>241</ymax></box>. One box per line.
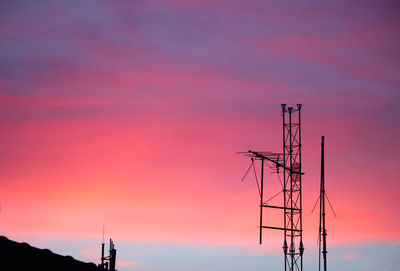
<box><xmin>0</xmin><ymin>0</ymin><xmax>400</xmax><ymax>270</ymax></box>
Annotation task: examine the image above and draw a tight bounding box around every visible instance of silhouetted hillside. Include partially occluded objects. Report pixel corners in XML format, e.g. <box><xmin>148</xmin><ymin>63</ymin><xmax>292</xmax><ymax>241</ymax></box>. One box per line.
<box><xmin>0</xmin><ymin>236</ymin><xmax>102</xmax><ymax>271</ymax></box>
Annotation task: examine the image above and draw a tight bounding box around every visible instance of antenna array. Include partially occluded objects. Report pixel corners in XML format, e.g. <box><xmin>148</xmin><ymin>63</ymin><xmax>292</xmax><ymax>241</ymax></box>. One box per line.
<box><xmin>241</xmin><ymin>104</ymin><xmax>304</xmax><ymax>271</ymax></box>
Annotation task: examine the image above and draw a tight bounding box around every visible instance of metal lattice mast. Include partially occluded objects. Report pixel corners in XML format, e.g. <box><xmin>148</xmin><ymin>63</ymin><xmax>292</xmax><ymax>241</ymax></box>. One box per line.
<box><xmin>282</xmin><ymin>104</ymin><xmax>303</xmax><ymax>271</ymax></box>
<box><xmin>240</xmin><ymin>104</ymin><xmax>304</xmax><ymax>271</ymax></box>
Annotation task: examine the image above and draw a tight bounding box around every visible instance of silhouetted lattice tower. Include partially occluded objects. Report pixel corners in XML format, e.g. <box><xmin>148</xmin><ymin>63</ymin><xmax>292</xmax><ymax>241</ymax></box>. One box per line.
<box><xmin>241</xmin><ymin>104</ymin><xmax>304</xmax><ymax>271</ymax></box>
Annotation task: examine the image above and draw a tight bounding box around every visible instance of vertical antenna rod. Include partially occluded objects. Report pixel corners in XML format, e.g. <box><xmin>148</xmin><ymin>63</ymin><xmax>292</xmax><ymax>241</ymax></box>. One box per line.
<box><xmin>101</xmin><ymin>226</ymin><xmax>105</xmax><ymax>268</ymax></box>
<box><xmin>320</xmin><ymin>136</ymin><xmax>327</xmax><ymax>271</ymax></box>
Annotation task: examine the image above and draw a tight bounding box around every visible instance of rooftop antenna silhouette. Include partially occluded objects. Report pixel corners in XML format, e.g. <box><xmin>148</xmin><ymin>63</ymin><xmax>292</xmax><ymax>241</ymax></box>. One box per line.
<box><xmin>240</xmin><ymin>104</ymin><xmax>304</xmax><ymax>271</ymax></box>
<box><xmin>99</xmin><ymin>227</ymin><xmax>117</xmax><ymax>271</ymax></box>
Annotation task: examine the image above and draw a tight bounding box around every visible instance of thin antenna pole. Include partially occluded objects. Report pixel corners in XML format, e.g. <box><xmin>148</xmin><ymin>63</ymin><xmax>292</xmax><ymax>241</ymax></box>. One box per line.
<box><xmin>321</xmin><ymin>136</ymin><xmax>327</xmax><ymax>271</ymax></box>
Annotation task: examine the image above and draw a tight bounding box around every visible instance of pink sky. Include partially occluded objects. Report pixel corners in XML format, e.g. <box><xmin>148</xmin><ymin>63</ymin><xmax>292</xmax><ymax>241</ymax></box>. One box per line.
<box><xmin>1</xmin><ymin>0</ymin><xmax>399</xmax><ymax>270</ymax></box>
